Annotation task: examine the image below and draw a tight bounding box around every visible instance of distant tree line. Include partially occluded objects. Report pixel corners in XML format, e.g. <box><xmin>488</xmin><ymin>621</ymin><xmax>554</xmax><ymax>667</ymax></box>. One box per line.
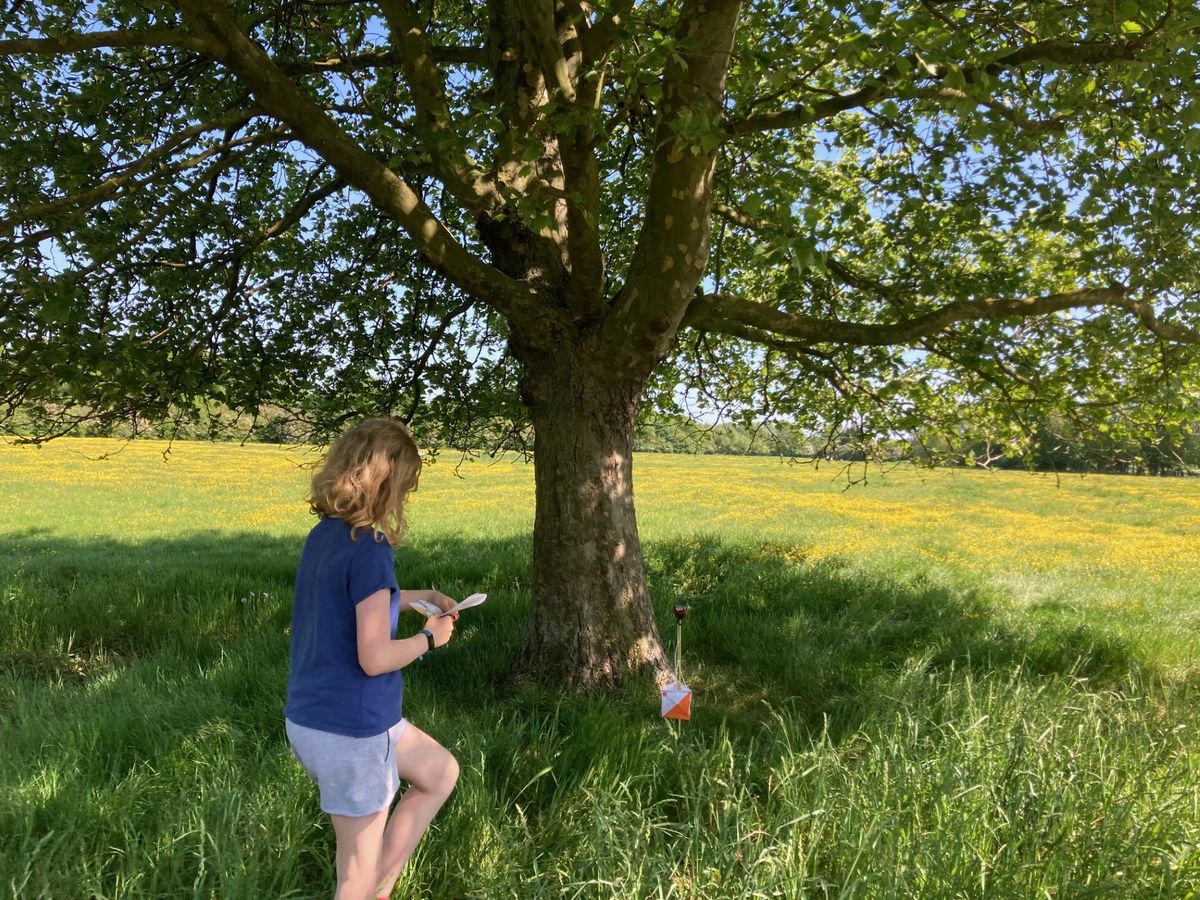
<box><xmin>11</xmin><ymin>405</ymin><xmax>1199</xmax><ymax>476</ymax></box>
<box><xmin>913</xmin><ymin>413</ymin><xmax>1200</xmax><ymax>477</ymax></box>
<box><xmin>632</xmin><ymin>418</ymin><xmax>814</xmax><ymax>457</ymax></box>
<box><xmin>637</xmin><ymin>414</ymin><xmax>1200</xmax><ymax>476</ymax></box>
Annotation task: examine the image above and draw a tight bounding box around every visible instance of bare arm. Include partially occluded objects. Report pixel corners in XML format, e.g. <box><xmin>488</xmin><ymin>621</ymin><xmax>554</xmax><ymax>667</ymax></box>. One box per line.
<box><xmin>356</xmin><ymin>589</ymin><xmax>454</xmax><ymax>676</ymax></box>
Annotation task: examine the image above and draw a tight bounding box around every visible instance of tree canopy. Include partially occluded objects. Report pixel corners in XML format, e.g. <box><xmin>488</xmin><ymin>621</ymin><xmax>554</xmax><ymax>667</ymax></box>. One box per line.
<box><xmin>5</xmin><ymin>1</ymin><xmax>1200</xmax><ymax>452</ymax></box>
<box><xmin>4</xmin><ymin>0</ymin><xmax>1200</xmax><ymax>683</ymax></box>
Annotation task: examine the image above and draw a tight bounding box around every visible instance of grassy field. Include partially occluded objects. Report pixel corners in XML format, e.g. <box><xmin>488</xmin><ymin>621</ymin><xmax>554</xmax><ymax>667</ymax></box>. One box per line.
<box><xmin>4</xmin><ymin>437</ymin><xmax>1200</xmax><ymax>898</ymax></box>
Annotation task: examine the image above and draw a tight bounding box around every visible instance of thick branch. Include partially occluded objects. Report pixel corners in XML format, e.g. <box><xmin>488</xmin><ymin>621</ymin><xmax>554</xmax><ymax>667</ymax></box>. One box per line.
<box><xmin>728</xmin><ymin>81</ymin><xmax>890</xmax><ymax>136</ymax></box>
<box><xmin>579</xmin><ymin>0</ymin><xmax>633</xmax><ymax>65</ymax></box>
<box><xmin>554</xmin><ymin>4</ymin><xmax>605</xmax><ymax>317</ymax></box>
<box><xmin>606</xmin><ymin>0</ymin><xmax>743</xmax><ymax>371</ymax></box>
<box><xmin>375</xmin><ymin>0</ymin><xmax>503</xmax><ymax>212</ymax></box>
<box><xmin>0</xmin><ymin>30</ymin><xmax>218</xmax><ymax>56</ymax></box>
<box><xmin>558</xmin><ymin>131</ymin><xmax>604</xmax><ymax>317</ymax></box>
<box><xmin>280</xmin><ymin>44</ymin><xmax>487</xmax><ymax>74</ymax></box>
<box><xmin>1123</xmin><ymin>298</ymin><xmax>1200</xmax><ymax>345</ymax></box>
<box><xmin>684</xmin><ymin>287</ymin><xmax>1200</xmax><ymax>347</ymax></box>
<box><xmin>517</xmin><ymin>0</ymin><xmax>577</xmax><ymax>101</ymax></box>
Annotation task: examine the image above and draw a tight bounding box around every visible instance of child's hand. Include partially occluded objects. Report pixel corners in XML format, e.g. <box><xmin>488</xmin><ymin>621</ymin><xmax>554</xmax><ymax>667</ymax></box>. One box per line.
<box><xmin>424</xmin><ymin>614</ymin><xmax>455</xmax><ymax>648</ymax></box>
<box><xmin>430</xmin><ymin>590</ymin><xmax>460</xmax><ymax>620</ymax></box>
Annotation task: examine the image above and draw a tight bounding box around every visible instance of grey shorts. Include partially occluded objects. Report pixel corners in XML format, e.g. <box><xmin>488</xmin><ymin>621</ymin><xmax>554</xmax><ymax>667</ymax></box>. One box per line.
<box><xmin>285</xmin><ymin>718</ymin><xmax>409</xmax><ymax>817</ymax></box>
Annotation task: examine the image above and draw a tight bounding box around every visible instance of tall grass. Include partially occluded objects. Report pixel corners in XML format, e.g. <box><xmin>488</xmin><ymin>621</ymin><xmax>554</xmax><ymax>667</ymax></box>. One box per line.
<box><xmin>3</xmin><ymin>439</ymin><xmax>1200</xmax><ymax>897</ymax></box>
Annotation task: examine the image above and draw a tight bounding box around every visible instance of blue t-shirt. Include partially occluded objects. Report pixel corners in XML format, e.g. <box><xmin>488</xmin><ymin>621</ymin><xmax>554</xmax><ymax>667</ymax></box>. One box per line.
<box><xmin>284</xmin><ymin>517</ymin><xmax>403</xmax><ymax>737</ymax></box>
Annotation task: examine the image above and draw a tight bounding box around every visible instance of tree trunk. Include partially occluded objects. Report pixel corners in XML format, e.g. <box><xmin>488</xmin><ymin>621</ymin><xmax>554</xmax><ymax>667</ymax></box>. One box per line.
<box><xmin>515</xmin><ymin>349</ymin><xmax>672</xmax><ymax>688</ymax></box>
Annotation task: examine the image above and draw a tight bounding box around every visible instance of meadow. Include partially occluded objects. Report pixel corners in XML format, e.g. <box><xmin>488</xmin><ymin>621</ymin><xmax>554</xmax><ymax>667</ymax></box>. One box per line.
<box><xmin>3</xmin><ymin>437</ymin><xmax>1200</xmax><ymax>898</ymax></box>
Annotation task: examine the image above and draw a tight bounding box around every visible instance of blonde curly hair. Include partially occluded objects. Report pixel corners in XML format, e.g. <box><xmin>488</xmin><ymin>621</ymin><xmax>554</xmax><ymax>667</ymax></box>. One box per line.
<box><xmin>308</xmin><ymin>418</ymin><xmax>421</xmax><ymax>545</ymax></box>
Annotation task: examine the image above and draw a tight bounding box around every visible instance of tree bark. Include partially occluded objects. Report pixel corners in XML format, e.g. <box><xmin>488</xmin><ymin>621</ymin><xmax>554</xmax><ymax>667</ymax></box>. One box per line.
<box><xmin>514</xmin><ymin>347</ymin><xmax>672</xmax><ymax>688</ymax></box>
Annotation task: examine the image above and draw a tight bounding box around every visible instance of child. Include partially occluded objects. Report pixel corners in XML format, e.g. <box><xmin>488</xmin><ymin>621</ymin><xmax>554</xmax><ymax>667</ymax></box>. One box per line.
<box><xmin>284</xmin><ymin>417</ymin><xmax>461</xmax><ymax>900</ymax></box>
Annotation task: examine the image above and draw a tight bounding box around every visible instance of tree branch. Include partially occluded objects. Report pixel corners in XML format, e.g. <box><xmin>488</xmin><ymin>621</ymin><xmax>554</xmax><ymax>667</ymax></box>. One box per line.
<box><xmin>727</xmin><ymin>81</ymin><xmax>891</xmax><ymax>137</ymax></box>
<box><xmin>911</xmin><ymin>86</ymin><xmax>1070</xmax><ymax>133</ymax></box>
<box><xmin>0</xmin><ymin>30</ymin><xmax>218</xmax><ymax>56</ymax></box>
<box><xmin>375</xmin><ymin>0</ymin><xmax>503</xmax><ymax>212</ymax></box>
<box><xmin>0</xmin><ymin>108</ymin><xmax>260</xmax><ymax>238</ymax></box>
<box><xmin>517</xmin><ymin>0</ymin><xmax>577</xmax><ymax>101</ymax></box>
<box><xmin>684</xmin><ymin>286</ymin><xmax>1200</xmax><ymax>347</ymax></box>
<box><xmin>279</xmin><ymin>44</ymin><xmax>487</xmax><ymax>74</ymax></box>
<box><xmin>1</xmin><ymin>125</ymin><xmax>289</xmax><ymax>255</ymax></box>
<box><xmin>144</xmin><ymin>172</ymin><xmax>347</xmax><ymax>274</ymax></box>
<box><xmin>259</xmin><ymin>176</ymin><xmax>345</xmax><ymax>242</ymax></box>
<box><xmin>174</xmin><ymin>0</ymin><xmax>537</xmax><ymax>326</ymax></box>
<box><xmin>606</xmin><ymin>0</ymin><xmax>742</xmax><ymax>371</ymax></box>
<box><xmin>725</xmin><ymin>36</ymin><xmax>1152</xmax><ymax>137</ymax></box>
<box><xmin>402</xmin><ymin>299</ymin><xmax>474</xmax><ymax>421</ymax></box>
<box><xmin>579</xmin><ymin>0</ymin><xmax>633</xmax><ymax>65</ymax></box>
<box><xmin>554</xmin><ymin>3</ymin><xmax>606</xmax><ymax>318</ymax></box>
<box><xmin>711</xmin><ymin>201</ymin><xmax>894</xmax><ymax>299</ymax></box>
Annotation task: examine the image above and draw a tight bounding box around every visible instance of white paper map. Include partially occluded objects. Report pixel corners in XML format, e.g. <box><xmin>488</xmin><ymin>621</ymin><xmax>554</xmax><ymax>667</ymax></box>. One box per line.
<box><xmin>409</xmin><ymin>592</ymin><xmax>487</xmax><ymax>617</ymax></box>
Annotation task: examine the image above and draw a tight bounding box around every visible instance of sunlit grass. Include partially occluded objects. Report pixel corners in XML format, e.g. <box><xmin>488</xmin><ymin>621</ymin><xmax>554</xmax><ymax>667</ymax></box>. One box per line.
<box><xmin>4</xmin><ymin>438</ymin><xmax>1200</xmax><ymax>897</ymax></box>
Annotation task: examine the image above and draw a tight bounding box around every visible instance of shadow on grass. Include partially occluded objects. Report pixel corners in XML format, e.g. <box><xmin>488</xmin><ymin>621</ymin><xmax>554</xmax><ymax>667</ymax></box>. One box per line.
<box><xmin>645</xmin><ymin>536</ymin><xmax>1150</xmax><ymax>739</ymax></box>
<box><xmin>0</xmin><ymin>526</ymin><xmax>1149</xmax><ymax>731</ymax></box>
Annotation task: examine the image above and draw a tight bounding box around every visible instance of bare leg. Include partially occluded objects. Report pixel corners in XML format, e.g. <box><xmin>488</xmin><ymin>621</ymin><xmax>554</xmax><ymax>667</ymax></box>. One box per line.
<box><xmin>373</xmin><ymin>722</ymin><xmax>460</xmax><ymax>898</ymax></box>
<box><xmin>330</xmin><ymin>807</ymin><xmax>388</xmax><ymax>900</ymax></box>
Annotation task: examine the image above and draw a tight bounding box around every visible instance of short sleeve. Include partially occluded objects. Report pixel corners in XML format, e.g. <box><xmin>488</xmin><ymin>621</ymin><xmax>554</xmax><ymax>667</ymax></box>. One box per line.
<box><xmin>348</xmin><ymin>534</ymin><xmax>400</xmax><ymax>605</ymax></box>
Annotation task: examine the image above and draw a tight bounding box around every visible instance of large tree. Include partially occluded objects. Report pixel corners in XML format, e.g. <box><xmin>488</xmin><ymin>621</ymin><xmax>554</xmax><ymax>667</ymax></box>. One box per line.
<box><xmin>4</xmin><ymin>1</ymin><xmax>1200</xmax><ymax>686</ymax></box>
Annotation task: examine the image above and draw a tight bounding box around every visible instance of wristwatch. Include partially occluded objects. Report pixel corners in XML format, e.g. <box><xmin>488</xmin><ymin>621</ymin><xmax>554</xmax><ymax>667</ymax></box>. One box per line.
<box><xmin>419</xmin><ymin>628</ymin><xmax>436</xmax><ymax>657</ymax></box>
